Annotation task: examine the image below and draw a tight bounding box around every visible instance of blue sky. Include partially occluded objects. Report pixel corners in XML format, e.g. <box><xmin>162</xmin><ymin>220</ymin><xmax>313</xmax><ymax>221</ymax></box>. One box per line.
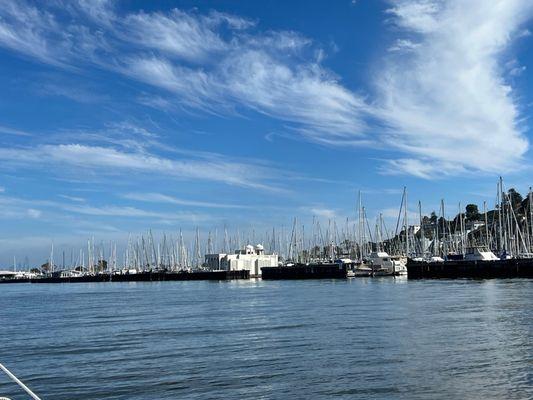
<box><xmin>1</xmin><ymin>0</ymin><xmax>533</xmax><ymax>266</ymax></box>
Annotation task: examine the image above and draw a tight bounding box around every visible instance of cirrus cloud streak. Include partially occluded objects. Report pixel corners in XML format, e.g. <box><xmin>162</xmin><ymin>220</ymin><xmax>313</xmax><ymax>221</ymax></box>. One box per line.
<box><xmin>0</xmin><ymin>0</ymin><xmax>531</xmax><ymax>178</ymax></box>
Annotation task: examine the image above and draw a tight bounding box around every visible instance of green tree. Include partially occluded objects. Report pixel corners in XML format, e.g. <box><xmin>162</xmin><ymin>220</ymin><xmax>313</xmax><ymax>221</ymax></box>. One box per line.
<box><xmin>507</xmin><ymin>188</ymin><xmax>523</xmax><ymax>209</ymax></box>
<box><xmin>465</xmin><ymin>204</ymin><xmax>481</xmax><ymax>221</ymax></box>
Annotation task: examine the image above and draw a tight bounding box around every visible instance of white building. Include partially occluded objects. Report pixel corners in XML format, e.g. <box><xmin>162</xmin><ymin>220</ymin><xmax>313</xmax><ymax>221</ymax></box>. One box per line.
<box><xmin>205</xmin><ymin>253</ymin><xmax>227</xmax><ymax>270</ymax></box>
<box><xmin>465</xmin><ymin>221</ymin><xmax>485</xmax><ymax>234</ymax></box>
<box><xmin>409</xmin><ymin>225</ymin><xmax>421</xmax><ymax>235</ymax></box>
<box><xmin>205</xmin><ymin>244</ymin><xmax>278</xmax><ymax>277</ymax></box>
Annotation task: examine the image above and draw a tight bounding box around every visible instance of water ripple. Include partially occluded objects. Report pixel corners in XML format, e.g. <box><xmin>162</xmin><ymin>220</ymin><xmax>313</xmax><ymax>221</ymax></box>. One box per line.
<box><xmin>0</xmin><ymin>279</ymin><xmax>531</xmax><ymax>399</ymax></box>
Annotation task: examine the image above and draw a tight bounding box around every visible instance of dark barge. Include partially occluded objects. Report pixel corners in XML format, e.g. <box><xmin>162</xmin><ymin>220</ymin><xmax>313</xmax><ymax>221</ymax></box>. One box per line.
<box><xmin>0</xmin><ymin>270</ymin><xmax>249</xmax><ymax>284</ymax></box>
<box><xmin>261</xmin><ymin>263</ymin><xmax>348</xmax><ymax>279</ymax></box>
<box><xmin>407</xmin><ymin>258</ymin><xmax>533</xmax><ymax>279</ymax></box>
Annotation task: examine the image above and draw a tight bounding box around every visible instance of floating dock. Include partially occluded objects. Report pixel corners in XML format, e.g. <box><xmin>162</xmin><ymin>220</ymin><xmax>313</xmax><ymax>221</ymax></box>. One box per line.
<box><xmin>261</xmin><ymin>263</ymin><xmax>348</xmax><ymax>279</ymax></box>
<box><xmin>0</xmin><ymin>270</ymin><xmax>249</xmax><ymax>284</ymax></box>
<box><xmin>407</xmin><ymin>259</ymin><xmax>533</xmax><ymax>279</ymax></box>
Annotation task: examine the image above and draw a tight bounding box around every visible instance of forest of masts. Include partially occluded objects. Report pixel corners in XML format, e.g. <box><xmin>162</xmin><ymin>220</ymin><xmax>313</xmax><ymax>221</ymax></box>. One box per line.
<box><xmin>19</xmin><ymin>178</ymin><xmax>533</xmax><ymax>274</ymax></box>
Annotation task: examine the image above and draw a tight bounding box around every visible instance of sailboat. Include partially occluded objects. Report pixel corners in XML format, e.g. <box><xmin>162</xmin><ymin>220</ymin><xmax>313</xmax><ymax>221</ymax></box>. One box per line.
<box><xmin>348</xmin><ymin>191</ymin><xmax>373</xmax><ymax>277</ymax></box>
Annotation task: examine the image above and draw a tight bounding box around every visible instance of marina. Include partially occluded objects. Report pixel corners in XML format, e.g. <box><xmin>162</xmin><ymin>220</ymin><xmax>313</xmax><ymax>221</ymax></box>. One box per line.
<box><xmin>3</xmin><ymin>179</ymin><xmax>533</xmax><ymax>282</ymax></box>
<box><xmin>1</xmin><ymin>2</ymin><xmax>532</xmax><ymax>399</ymax></box>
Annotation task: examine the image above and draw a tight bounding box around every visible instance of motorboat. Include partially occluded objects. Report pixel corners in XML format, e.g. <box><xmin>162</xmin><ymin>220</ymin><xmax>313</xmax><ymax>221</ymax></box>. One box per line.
<box><xmin>367</xmin><ymin>252</ymin><xmax>407</xmax><ymax>276</ymax></box>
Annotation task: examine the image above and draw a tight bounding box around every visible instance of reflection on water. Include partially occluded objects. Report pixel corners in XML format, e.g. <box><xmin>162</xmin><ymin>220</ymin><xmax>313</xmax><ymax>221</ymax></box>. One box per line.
<box><xmin>0</xmin><ymin>279</ymin><xmax>531</xmax><ymax>399</ymax></box>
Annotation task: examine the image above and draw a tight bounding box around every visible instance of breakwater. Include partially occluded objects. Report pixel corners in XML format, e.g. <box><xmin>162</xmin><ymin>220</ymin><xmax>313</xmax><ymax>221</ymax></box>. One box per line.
<box><xmin>261</xmin><ymin>263</ymin><xmax>348</xmax><ymax>279</ymax></box>
<box><xmin>407</xmin><ymin>258</ymin><xmax>533</xmax><ymax>279</ymax></box>
<box><xmin>0</xmin><ymin>270</ymin><xmax>249</xmax><ymax>284</ymax></box>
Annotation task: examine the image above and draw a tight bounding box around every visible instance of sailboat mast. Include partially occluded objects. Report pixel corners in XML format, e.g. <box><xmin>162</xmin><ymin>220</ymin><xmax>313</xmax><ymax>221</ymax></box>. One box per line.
<box><xmin>404</xmin><ymin>187</ymin><xmax>408</xmax><ymax>257</ymax></box>
<box><xmin>484</xmin><ymin>201</ymin><xmax>489</xmax><ymax>249</ymax></box>
<box><xmin>497</xmin><ymin>179</ymin><xmax>503</xmax><ymax>254</ymax></box>
<box><xmin>529</xmin><ymin>188</ymin><xmax>533</xmax><ymax>253</ymax></box>
<box><xmin>419</xmin><ymin>201</ymin><xmax>424</xmax><ymax>258</ymax></box>
<box><xmin>50</xmin><ymin>242</ymin><xmax>54</xmax><ymax>274</ymax></box>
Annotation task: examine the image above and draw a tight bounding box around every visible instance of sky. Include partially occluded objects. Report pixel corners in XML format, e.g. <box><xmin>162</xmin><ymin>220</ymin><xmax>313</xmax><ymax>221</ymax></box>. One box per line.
<box><xmin>1</xmin><ymin>0</ymin><xmax>533</xmax><ymax>266</ymax></box>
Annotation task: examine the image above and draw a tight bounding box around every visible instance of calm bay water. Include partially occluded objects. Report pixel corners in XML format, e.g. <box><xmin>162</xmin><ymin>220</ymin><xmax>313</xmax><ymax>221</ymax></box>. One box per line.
<box><xmin>0</xmin><ymin>278</ymin><xmax>531</xmax><ymax>399</ymax></box>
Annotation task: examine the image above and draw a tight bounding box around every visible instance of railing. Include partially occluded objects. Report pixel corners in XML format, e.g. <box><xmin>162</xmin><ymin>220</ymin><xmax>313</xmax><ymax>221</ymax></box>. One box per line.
<box><xmin>0</xmin><ymin>362</ymin><xmax>42</xmax><ymax>400</ymax></box>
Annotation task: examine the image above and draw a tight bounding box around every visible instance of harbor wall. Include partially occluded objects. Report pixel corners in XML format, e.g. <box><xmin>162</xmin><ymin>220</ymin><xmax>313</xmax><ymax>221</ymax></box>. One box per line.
<box><xmin>0</xmin><ymin>270</ymin><xmax>250</xmax><ymax>284</ymax></box>
<box><xmin>407</xmin><ymin>259</ymin><xmax>533</xmax><ymax>279</ymax></box>
<box><xmin>261</xmin><ymin>263</ymin><xmax>348</xmax><ymax>279</ymax></box>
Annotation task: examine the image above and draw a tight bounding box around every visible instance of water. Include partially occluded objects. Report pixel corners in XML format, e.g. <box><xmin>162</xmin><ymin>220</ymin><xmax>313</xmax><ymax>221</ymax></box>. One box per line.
<box><xmin>0</xmin><ymin>279</ymin><xmax>531</xmax><ymax>399</ymax></box>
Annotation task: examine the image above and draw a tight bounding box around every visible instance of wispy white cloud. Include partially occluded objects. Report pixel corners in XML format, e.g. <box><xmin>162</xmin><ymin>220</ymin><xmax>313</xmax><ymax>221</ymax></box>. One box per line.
<box><xmin>123</xmin><ymin>192</ymin><xmax>250</xmax><ymax>209</ymax></box>
<box><xmin>386</xmin><ymin>0</ymin><xmax>441</xmax><ymax>33</ymax></box>
<box><xmin>0</xmin><ymin>0</ymin><xmax>59</xmax><ymax>64</ymax></box>
<box><xmin>35</xmin><ymin>81</ymin><xmax>107</xmax><ymax>103</ymax></box>
<box><xmin>120</xmin><ymin>10</ymin><xmax>232</xmax><ymax>62</ymax></box>
<box><xmin>506</xmin><ymin>58</ymin><xmax>527</xmax><ymax>77</ymax></box>
<box><xmin>300</xmin><ymin>206</ymin><xmax>337</xmax><ymax>219</ymax></box>
<box><xmin>136</xmin><ymin>94</ymin><xmax>174</xmax><ymax>110</ymax></box>
<box><xmin>376</xmin><ymin>0</ymin><xmax>532</xmax><ymax>177</ymax></box>
<box><xmin>0</xmin><ymin>0</ymin><xmax>107</xmax><ymax>66</ymax></box>
<box><xmin>388</xmin><ymin>38</ymin><xmax>420</xmax><ymax>52</ymax></box>
<box><xmin>58</xmin><ymin>194</ymin><xmax>85</xmax><ymax>202</ymax></box>
<box><xmin>0</xmin><ymin>1</ymin><xmax>369</xmax><ymax>146</ymax></box>
<box><xmin>360</xmin><ymin>187</ymin><xmax>404</xmax><ymax>196</ymax></box>
<box><xmin>380</xmin><ymin>158</ymin><xmax>467</xmax><ymax>179</ymax></box>
<box><xmin>47</xmin><ymin>122</ymin><xmax>161</xmax><ymax>153</ymax></box>
<box><xmin>218</xmin><ymin>49</ymin><xmax>368</xmax><ymax>140</ymax></box>
<box><xmin>26</xmin><ymin>208</ymin><xmax>42</xmax><ymax>218</ymax></box>
<box><xmin>0</xmin><ymin>192</ymin><xmax>206</xmax><ymax>224</ymax></box>
<box><xmin>0</xmin><ymin>144</ymin><xmax>280</xmax><ymax>190</ymax></box>
<box><xmin>0</xmin><ymin>194</ymin><xmax>46</xmax><ymax>219</ymax></box>
<box><xmin>120</xmin><ymin>56</ymin><xmax>219</xmax><ymax>110</ymax></box>
<box><xmin>0</xmin><ymin>207</ymin><xmax>42</xmax><ymax>219</ymax></box>
<box><xmin>0</xmin><ymin>125</ymin><xmax>33</xmax><ymax>136</ymax></box>
<box><xmin>61</xmin><ymin>204</ymin><xmax>207</xmax><ymax>222</ymax></box>
<box><xmin>74</xmin><ymin>0</ymin><xmax>115</xmax><ymax>26</ymax></box>
<box><xmin>0</xmin><ymin>0</ymin><xmax>531</xmax><ymax>179</ymax></box>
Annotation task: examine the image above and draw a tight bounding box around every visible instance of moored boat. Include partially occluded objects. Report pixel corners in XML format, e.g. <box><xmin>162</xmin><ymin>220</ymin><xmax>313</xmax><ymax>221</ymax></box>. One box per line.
<box><xmin>261</xmin><ymin>262</ymin><xmax>348</xmax><ymax>279</ymax></box>
<box><xmin>367</xmin><ymin>252</ymin><xmax>407</xmax><ymax>276</ymax></box>
<box><xmin>351</xmin><ymin>263</ymin><xmax>373</xmax><ymax>277</ymax></box>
